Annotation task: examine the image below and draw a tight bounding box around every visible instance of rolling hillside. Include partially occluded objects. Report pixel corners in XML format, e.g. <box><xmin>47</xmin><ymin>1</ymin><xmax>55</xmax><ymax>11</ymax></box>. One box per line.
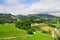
<box><xmin>0</xmin><ymin>13</ymin><xmax>17</xmax><ymax>23</ymax></box>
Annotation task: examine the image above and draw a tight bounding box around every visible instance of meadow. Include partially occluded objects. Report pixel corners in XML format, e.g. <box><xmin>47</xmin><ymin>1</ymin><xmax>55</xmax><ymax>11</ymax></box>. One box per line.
<box><xmin>0</xmin><ymin>24</ymin><xmax>60</xmax><ymax>40</ymax></box>
<box><xmin>53</xmin><ymin>24</ymin><xmax>60</xmax><ymax>28</ymax></box>
<box><xmin>0</xmin><ymin>24</ymin><xmax>27</xmax><ymax>38</ymax></box>
<box><xmin>24</xmin><ymin>32</ymin><xmax>54</xmax><ymax>40</ymax></box>
<box><xmin>0</xmin><ymin>23</ymin><xmax>55</xmax><ymax>40</ymax></box>
<box><xmin>10</xmin><ymin>32</ymin><xmax>54</xmax><ymax>40</ymax></box>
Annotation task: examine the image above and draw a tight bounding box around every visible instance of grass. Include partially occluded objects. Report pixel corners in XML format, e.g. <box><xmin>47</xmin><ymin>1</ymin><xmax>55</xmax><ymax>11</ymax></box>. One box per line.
<box><xmin>24</xmin><ymin>32</ymin><xmax>54</xmax><ymax>40</ymax></box>
<box><xmin>53</xmin><ymin>24</ymin><xmax>60</xmax><ymax>28</ymax></box>
<box><xmin>0</xmin><ymin>24</ymin><xmax>27</xmax><ymax>38</ymax></box>
<box><xmin>14</xmin><ymin>32</ymin><xmax>54</xmax><ymax>40</ymax></box>
<box><xmin>31</xmin><ymin>23</ymin><xmax>53</xmax><ymax>31</ymax></box>
<box><xmin>0</xmin><ymin>23</ymin><xmax>55</xmax><ymax>40</ymax></box>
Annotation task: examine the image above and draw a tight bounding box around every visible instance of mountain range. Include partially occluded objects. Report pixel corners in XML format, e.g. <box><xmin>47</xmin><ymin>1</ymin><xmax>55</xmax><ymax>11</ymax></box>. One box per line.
<box><xmin>17</xmin><ymin>14</ymin><xmax>59</xmax><ymax>19</ymax></box>
<box><xmin>0</xmin><ymin>13</ymin><xmax>60</xmax><ymax>23</ymax></box>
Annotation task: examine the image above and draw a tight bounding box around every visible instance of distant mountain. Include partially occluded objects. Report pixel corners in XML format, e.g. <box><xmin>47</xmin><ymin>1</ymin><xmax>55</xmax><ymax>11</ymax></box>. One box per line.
<box><xmin>17</xmin><ymin>14</ymin><xmax>60</xmax><ymax>19</ymax></box>
<box><xmin>28</xmin><ymin>14</ymin><xmax>57</xmax><ymax>18</ymax></box>
<box><xmin>0</xmin><ymin>13</ymin><xmax>17</xmax><ymax>23</ymax></box>
<box><xmin>16</xmin><ymin>15</ymin><xmax>27</xmax><ymax>20</ymax></box>
<box><xmin>0</xmin><ymin>13</ymin><xmax>60</xmax><ymax>24</ymax></box>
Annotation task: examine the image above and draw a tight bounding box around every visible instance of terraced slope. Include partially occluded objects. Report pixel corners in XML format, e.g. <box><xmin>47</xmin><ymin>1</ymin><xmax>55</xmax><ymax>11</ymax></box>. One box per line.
<box><xmin>0</xmin><ymin>24</ymin><xmax>27</xmax><ymax>38</ymax></box>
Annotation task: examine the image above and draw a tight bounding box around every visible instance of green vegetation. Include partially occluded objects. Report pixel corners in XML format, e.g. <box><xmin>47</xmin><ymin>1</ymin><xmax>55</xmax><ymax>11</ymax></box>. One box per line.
<box><xmin>0</xmin><ymin>14</ymin><xmax>17</xmax><ymax>24</ymax></box>
<box><xmin>0</xmin><ymin>24</ymin><xmax>27</xmax><ymax>38</ymax></box>
<box><xmin>54</xmin><ymin>24</ymin><xmax>60</xmax><ymax>28</ymax></box>
<box><xmin>48</xmin><ymin>24</ymin><xmax>60</xmax><ymax>28</ymax></box>
<box><xmin>0</xmin><ymin>13</ymin><xmax>60</xmax><ymax>40</ymax></box>
<box><xmin>16</xmin><ymin>20</ymin><xmax>31</xmax><ymax>30</ymax></box>
<box><xmin>27</xmin><ymin>26</ymin><xmax>40</xmax><ymax>34</ymax></box>
<box><xmin>10</xmin><ymin>32</ymin><xmax>54</xmax><ymax>40</ymax></box>
<box><xmin>24</xmin><ymin>32</ymin><xmax>54</xmax><ymax>40</ymax></box>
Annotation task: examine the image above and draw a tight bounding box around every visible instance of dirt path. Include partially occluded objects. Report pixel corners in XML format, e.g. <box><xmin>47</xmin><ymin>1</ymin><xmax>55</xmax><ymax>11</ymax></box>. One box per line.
<box><xmin>0</xmin><ymin>36</ymin><xmax>23</xmax><ymax>40</ymax></box>
<box><xmin>0</xmin><ymin>35</ymin><xmax>31</xmax><ymax>40</ymax></box>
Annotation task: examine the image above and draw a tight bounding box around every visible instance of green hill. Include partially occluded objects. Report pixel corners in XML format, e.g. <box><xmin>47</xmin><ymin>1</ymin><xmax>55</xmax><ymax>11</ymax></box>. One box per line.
<box><xmin>15</xmin><ymin>32</ymin><xmax>54</xmax><ymax>40</ymax></box>
<box><xmin>24</xmin><ymin>32</ymin><xmax>54</xmax><ymax>40</ymax></box>
<box><xmin>0</xmin><ymin>13</ymin><xmax>17</xmax><ymax>24</ymax></box>
<box><xmin>0</xmin><ymin>24</ymin><xmax>27</xmax><ymax>38</ymax></box>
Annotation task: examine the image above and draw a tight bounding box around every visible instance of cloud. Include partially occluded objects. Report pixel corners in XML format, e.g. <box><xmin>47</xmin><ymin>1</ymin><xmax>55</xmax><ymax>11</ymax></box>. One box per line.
<box><xmin>0</xmin><ymin>5</ymin><xmax>9</xmax><ymax>13</ymax></box>
<box><xmin>28</xmin><ymin>0</ymin><xmax>60</xmax><ymax>13</ymax></box>
<box><xmin>26</xmin><ymin>0</ymin><xmax>60</xmax><ymax>16</ymax></box>
<box><xmin>9</xmin><ymin>5</ymin><xmax>27</xmax><ymax>15</ymax></box>
<box><xmin>0</xmin><ymin>0</ymin><xmax>60</xmax><ymax>16</ymax></box>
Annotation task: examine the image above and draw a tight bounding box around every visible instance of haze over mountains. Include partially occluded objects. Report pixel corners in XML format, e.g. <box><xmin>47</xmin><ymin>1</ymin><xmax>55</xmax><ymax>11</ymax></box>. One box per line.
<box><xmin>17</xmin><ymin>13</ymin><xmax>59</xmax><ymax>19</ymax></box>
<box><xmin>0</xmin><ymin>13</ymin><xmax>59</xmax><ymax>22</ymax></box>
<box><xmin>1</xmin><ymin>13</ymin><xmax>60</xmax><ymax>24</ymax></box>
<box><xmin>0</xmin><ymin>13</ymin><xmax>59</xmax><ymax>19</ymax></box>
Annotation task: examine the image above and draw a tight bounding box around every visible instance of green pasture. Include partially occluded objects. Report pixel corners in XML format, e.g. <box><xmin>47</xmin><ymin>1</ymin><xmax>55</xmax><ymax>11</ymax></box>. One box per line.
<box><xmin>0</xmin><ymin>24</ymin><xmax>27</xmax><ymax>38</ymax></box>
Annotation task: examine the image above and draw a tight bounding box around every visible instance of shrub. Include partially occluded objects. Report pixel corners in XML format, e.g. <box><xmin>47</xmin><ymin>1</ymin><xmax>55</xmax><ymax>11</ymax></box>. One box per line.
<box><xmin>48</xmin><ymin>24</ymin><xmax>56</xmax><ymax>28</ymax></box>
<box><xmin>27</xmin><ymin>29</ymin><xmax>33</xmax><ymax>34</ymax></box>
<box><xmin>42</xmin><ymin>30</ymin><xmax>48</xmax><ymax>34</ymax></box>
<box><xmin>55</xmin><ymin>36</ymin><xmax>60</xmax><ymax>40</ymax></box>
<box><xmin>27</xmin><ymin>26</ymin><xmax>40</xmax><ymax>34</ymax></box>
<box><xmin>31</xmin><ymin>26</ymin><xmax>40</xmax><ymax>32</ymax></box>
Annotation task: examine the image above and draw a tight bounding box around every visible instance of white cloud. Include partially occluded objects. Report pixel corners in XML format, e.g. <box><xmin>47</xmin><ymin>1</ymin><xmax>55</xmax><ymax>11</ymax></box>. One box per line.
<box><xmin>0</xmin><ymin>0</ymin><xmax>60</xmax><ymax>16</ymax></box>
<box><xmin>26</xmin><ymin>0</ymin><xmax>60</xmax><ymax>16</ymax></box>
<box><xmin>9</xmin><ymin>5</ymin><xmax>27</xmax><ymax>15</ymax></box>
<box><xmin>0</xmin><ymin>5</ymin><xmax>9</xmax><ymax>13</ymax></box>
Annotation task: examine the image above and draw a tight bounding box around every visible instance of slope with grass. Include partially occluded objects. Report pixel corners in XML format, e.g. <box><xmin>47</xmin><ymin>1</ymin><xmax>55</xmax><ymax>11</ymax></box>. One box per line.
<box><xmin>24</xmin><ymin>32</ymin><xmax>54</xmax><ymax>40</ymax></box>
<box><xmin>14</xmin><ymin>32</ymin><xmax>54</xmax><ymax>40</ymax></box>
<box><xmin>0</xmin><ymin>24</ymin><xmax>27</xmax><ymax>38</ymax></box>
<box><xmin>53</xmin><ymin>24</ymin><xmax>60</xmax><ymax>28</ymax></box>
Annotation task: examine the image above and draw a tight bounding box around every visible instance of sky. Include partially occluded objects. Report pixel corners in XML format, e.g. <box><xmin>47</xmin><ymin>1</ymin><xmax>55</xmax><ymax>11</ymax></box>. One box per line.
<box><xmin>0</xmin><ymin>0</ymin><xmax>60</xmax><ymax>16</ymax></box>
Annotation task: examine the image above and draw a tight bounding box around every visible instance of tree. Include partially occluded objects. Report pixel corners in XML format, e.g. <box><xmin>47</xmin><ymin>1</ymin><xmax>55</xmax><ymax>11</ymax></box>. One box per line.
<box><xmin>27</xmin><ymin>29</ymin><xmax>33</xmax><ymax>34</ymax></box>
<box><xmin>0</xmin><ymin>19</ymin><xmax>5</xmax><ymax>24</ymax></box>
<box><xmin>16</xmin><ymin>20</ymin><xmax>31</xmax><ymax>30</ymax></box>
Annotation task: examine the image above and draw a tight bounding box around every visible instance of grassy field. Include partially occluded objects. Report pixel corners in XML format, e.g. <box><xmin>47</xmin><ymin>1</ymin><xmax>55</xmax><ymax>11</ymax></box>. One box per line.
<box><xmin>31</xmin><ymin>23</ymin><xmax>53</xmax><ymax>31</ymax></box>
<box><xmin>53</xmin><ymin>24</ymin><xmax>60</xmax><ymax>28</ymax></box>
<box><xmin>0</xmin><ymin>24</ymin><xmax>55</xmax><ymax>40</ymax></box>
<box><xmin>14</xmin><ymin>32</ymin><xmax>54</xmax><ymax>40</ymax></box>
<box><xmin>0</xmin><ymin>24</ymin><xmax>27</xmax><ymax>38</ymax></box>
<box><xmin>24</xmin><ymin>32</ymin><xmax>54</xmax><ymax>40</ymax></box>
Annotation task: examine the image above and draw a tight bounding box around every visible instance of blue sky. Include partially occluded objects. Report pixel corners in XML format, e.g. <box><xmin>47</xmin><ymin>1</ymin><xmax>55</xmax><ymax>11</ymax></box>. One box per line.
<box><xmin>0</xmin><ymin>0</ymin><xmax>40</xmax><ymax>6</ymax></box>
<box><xmin>0</xmin><ymin>0</ymin><xmax>5</xmax><ymax>5</ymax></box>
<box><xmin>20</xmin><ymin>0</ymin><xmax>40</xmax><ymax>4</ymax></box>
<box><xmin>0</xmin><ymin>0</ymin><xmax>60</xmax><ymax>16</ymax></box>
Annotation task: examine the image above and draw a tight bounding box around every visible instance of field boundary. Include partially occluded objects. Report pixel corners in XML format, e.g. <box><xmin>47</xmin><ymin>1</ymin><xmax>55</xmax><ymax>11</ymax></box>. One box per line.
<box><xmin>0</xmin><ymin>35</ymin><xmax>32</xmax><ymax>40</ymax></box>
